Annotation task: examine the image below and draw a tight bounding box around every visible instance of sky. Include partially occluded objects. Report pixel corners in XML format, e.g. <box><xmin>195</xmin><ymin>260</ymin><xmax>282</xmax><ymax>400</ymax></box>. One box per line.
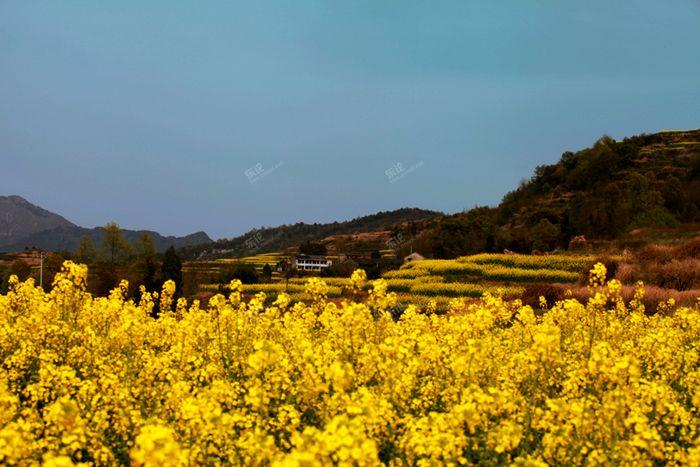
<box><xmin>2</xmin><ymin>1</ymin><xmax>700</xmax><ymax>239</ymax></box>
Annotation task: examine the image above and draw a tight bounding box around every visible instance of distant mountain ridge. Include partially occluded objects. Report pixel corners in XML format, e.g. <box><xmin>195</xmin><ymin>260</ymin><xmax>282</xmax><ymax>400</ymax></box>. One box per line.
<box><xmin>7</xmin><ymin>128</ymin><xmax>696</xmax><ymax>258</ymax></box>
<box><xmin>0</xmin><ymin>195</ymin><xmax>76</xmax><ymax>246</ymax></box>
<box><xmin>0</xmin><ymin>196</ymin><xmax>212</xmax><ymax>253</ymax></box>
<box><xmin>180</xmin><ymin>208</ymin><xmax>443</xmax><ymax>259</ymax></box>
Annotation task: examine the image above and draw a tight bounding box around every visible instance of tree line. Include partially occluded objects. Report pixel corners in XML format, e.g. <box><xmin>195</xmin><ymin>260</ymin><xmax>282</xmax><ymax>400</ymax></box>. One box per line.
<box><xmin>0</xmin><ymin>222</ymin><xmax>183</xmax><ymax>300</ymax></box>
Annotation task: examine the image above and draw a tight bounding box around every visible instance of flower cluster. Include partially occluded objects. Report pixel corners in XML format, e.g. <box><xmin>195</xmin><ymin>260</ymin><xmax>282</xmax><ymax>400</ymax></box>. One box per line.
<box><xmin>0</xmin><ymin>261</ymin><xmax>698</xmax><ymax>465</ymax></box>
<box><xmin>350</xmin><ymin>268</ymin><xmax>367</xmax><ymax>292</ymax></box>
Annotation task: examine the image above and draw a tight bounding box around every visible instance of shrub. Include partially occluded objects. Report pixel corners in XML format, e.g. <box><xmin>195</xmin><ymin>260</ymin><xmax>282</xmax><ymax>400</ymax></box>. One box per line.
<box><xmin>674</xmin><ymin>236</ymin><xmax>700</xmax><ymax>260</ymax></box>
<box><xmin>568</xmin><ymin>235</ymin><xmax>588</xmax><ymax>251</ymax></box>
<box><xmin>634</xmin><ymin>244</ymin><xmax>674</xmax><ymax>264</ymax></box>
<box><xmin>655</xmin><ymin>259</ymin><xmax>700</xmax><ymax>291</ymax></box>
<box><xmin>521</xmin><ymin>283</ymin><xmax>565</xmax><ymax>309</ymax></box>
<box><xmin>614</xmin><ymin>263</ymin><xmax>636</xmax><ymax>284</ymax></box>
<box><xmin>220</xmin><ymin>262</ymin><xmax>259</xmax><ymax>284</ymax></box>
<box><xmin>321</xmin><ymin>262</ymin><xmax>356</xmax><ymax>277</ymax></box>
<box><xmin>629</xmin><ymin>206</ymin><xmax>679</xmax><ymax>230</ymax></box>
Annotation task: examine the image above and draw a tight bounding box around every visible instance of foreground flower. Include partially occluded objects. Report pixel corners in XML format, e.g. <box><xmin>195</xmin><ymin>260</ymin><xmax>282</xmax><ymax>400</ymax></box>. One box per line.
<box><xmin>0</xmin><ymin>261</ymin><xmax>697</xmax><ymax>465</ymax></box>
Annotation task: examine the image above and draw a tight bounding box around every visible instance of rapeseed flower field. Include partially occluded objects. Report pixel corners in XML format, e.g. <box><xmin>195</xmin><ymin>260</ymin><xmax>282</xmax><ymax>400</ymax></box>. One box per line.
<box><xmin>1</xmin><ymin>261</ymin><xmax>699</xmax><ymax>465</ymax></box>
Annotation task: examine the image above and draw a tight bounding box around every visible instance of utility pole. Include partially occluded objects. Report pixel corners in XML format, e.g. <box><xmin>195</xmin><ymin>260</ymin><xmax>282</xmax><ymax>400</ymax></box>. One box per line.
<box><xmin>39</xmin><ymin>250</ymin><xmax>44</xmax><ymax>288</ymax></box>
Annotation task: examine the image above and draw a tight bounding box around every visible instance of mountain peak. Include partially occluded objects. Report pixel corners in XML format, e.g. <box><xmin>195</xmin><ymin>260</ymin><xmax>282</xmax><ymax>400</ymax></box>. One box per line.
<box><xmin>0</xmin><ymin>195</ymin><xmax>76</xmax><ymax>248</ymax></box>
<box><xmin>0</xmin><ymin>195</ymin><xmax>212</xmax><ymax>253</ymax></box>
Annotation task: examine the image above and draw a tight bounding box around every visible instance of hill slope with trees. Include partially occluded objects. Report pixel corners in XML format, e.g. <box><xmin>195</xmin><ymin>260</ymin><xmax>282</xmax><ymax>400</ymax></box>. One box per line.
<box><xmin>180</xmin><ymin>208</ymin><xmax>443</xmax><ymax>259</ymax></box>
<box><xmin>426</xmin><ymin>129</ymin><xmax>700</xmax><ymax>257</ymax></box>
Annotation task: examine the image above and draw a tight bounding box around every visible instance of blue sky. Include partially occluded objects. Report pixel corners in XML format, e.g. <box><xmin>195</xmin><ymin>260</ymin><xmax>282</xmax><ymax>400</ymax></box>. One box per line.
<box><xmin>2</xmin><ymin>1</ymin><xmax>699</xmax><ymax>239</ymax></box>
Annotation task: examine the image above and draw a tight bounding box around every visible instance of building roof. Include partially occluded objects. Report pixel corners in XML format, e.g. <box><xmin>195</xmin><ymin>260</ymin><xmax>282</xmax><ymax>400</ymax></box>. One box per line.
<box><xmin>403</xmin><ymin>252</ymin><xmax>425</xmax><ymax>262</ymax></box>
<box><xmin>293</xmin><ymin>255</ymin><xmax>331</xmax><ymax>261</ymax></box>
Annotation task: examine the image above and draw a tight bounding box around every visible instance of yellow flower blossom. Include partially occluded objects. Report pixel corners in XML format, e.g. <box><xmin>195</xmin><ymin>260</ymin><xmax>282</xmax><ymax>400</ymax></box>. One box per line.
<box><xmin>132</xmin><ymin>423</ymin><xmax>187</xmax><ymax>466</ymax></box>
<box><xmin>0</xmin><ymin>261</ymin><xmax>696</xmax><ymax>465</ymax></box>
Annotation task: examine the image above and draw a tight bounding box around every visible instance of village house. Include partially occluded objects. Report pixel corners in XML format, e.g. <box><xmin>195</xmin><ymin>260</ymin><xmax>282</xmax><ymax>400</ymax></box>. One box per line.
<box><xmin>291</xmin><ymin>255</ymin><xmax>333</xmax><ymax>271</ymax></box>
<box><xmin>403</xmin><ymin>252</ymin><xmax>425</xmax><ymax>263</ymax></box>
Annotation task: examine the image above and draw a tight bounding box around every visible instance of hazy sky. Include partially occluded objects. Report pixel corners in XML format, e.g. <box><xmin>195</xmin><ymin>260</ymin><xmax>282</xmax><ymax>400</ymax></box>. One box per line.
<box><xmin>2</xmin><ymin>1</ymin><xmax>700</xmax><ymax>239</ymax></box>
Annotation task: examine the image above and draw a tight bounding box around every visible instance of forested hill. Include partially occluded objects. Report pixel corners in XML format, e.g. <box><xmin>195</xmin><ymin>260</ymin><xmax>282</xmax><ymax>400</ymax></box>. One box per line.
<box><xmin>427</xmin><ymin>129</ymin><xmax>700</xmax><ymax>258</ymax></box>
<box><xmin>180</xmin><ymin>208</ymin><xmax>443</xmax><ymax>259</ymax></box>
<box><xmin>0</xmin><ymin>196</ymin><xmax>212</xmax><ymax>253</ymax></box>
<box><xmin>3</xmin><ymin>225</ymin><xmax>212</xmax><ymax>255</ymax></box>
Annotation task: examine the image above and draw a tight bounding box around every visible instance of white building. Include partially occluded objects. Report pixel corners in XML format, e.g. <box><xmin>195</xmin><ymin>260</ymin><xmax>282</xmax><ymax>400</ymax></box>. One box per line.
<box><xmin>293</xmin><ymin>255</ymin><xmax>333</xmax><ymax>271</ymax></box>
<box><xmin>403</xmin><ymin>252</ymin><xmax>425</xmax><ymax>263</ymax></box>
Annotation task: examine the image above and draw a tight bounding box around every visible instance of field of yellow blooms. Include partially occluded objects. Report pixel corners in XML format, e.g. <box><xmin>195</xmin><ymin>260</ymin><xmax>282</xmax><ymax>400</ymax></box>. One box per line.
<box><xmin>1</xmin><ymin>262</ymin><xmax>699</xmax><ymax>465</ymax></box>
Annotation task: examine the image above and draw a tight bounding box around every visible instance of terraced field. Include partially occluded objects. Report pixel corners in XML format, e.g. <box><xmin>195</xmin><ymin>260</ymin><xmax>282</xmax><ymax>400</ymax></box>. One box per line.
<box><xmin>376</xmin><ymin>253</ymin><xmax>604</xmax><ymax>311</ymax></box>
<box><xmin>183</xmin><ymin>253</ymin><xmax>290</xmax><ymax>285</ymax></box>
<box><xmin>199</xmin><ymin>253</ymin><xmax>602</xmax><ymax>313</ymax></box>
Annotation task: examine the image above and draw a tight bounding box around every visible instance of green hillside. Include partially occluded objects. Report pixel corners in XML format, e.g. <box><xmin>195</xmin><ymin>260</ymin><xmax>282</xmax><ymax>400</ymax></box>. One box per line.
<box><xmin>426</xmin><ymin>129</ymin><xmax>700</xmax><ymax>257</ymax></box>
